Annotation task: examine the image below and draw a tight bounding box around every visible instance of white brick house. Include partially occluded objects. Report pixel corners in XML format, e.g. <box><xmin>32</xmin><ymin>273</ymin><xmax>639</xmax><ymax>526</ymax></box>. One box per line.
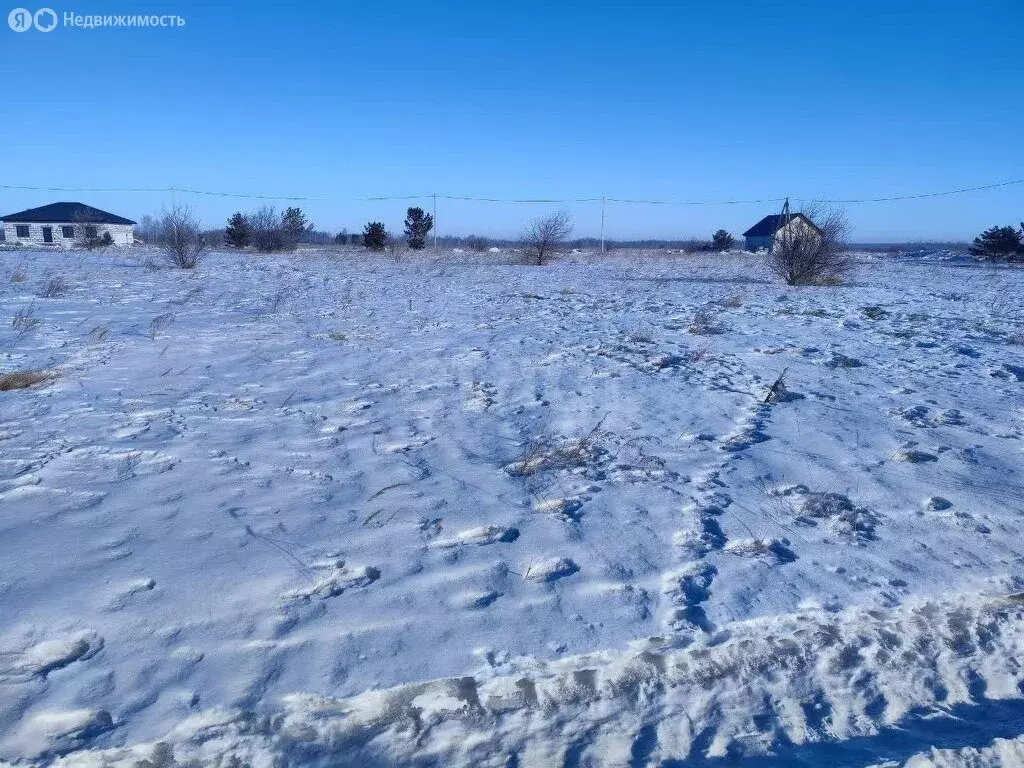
<box><xmin>1</xmin><ymin>202</ymin><xmax>135</xmax><ymax>247</ymax></box>
<box><xmin>742</xmin><ymin>213</ymin><xmax>820</xmax><ymax>252</ymax></box>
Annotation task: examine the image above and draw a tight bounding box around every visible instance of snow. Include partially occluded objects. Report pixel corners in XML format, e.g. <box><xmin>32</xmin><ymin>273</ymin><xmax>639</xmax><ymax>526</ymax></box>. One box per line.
<box><xmin>0</xmin><ymin>246</ymin><xmax>1022</xmax><ymax>765</ymax></box>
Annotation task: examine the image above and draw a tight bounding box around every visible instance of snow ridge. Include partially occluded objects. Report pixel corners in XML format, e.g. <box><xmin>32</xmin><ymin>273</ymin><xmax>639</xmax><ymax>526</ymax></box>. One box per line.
<box><xmin>37</xmin><ymin>591</ymin><xmax>1024</xmax><ymax>767</ymax></box>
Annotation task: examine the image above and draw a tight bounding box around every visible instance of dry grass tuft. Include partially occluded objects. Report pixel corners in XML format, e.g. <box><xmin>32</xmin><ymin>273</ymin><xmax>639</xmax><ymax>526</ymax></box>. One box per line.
<box><xmin>507</xmin><ymin>416</ymin><xmax>609</xmax><ymax>477</ymax></box>
<box><xmin>687</xmin><ymin>308</ymin><xmax>727</xmax><ymax>335</ymax></box>
<box><xmin>0</xmin><ymin>369</ymin><xmax>56</xmax><ymax>391</ymax></box>
<box><xmin>149</xmin><ymin>313</ymin><xmax>175</xmax><ymax>339</ymax></box>
<box><xmin>717</xmin><ymin>294</ymin><xmax>745</xmax><ymax>308</ymax></box>
<box><xmin>12</xmin><ymin>305</ymin><xmax>40</xmax><ymax>336</ymax></box>
<box><xmin>688</xmin><ymin>343</ymin><xmax>714</xmax><ymax>363</ymax></box>
<box><xmin>37</xmin><ymin>275</ymin><xmax>71</xmax><ymax>298</ymax></box>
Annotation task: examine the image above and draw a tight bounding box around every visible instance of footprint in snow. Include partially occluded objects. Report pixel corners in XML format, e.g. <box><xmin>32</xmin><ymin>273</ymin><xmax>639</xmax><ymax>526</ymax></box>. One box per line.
<box><xmin>6</xmin><ymin>708</ymin><xmax>114</xmax><ymax>758</ymax></box>
<box><xmin>525</xmin><ymin>557</ymin><xmax>579</xmax><ymax>583</ymax></box>
<box><xmin>462</xmin><ymin>381</ymin><xmax>497</xmax><ymax>412</ymax></box>
<box><xmin>380</xmin><ymin>436</ymin><xmax>435</xmax><ymax>454</ymax></box>
<box><xmin>286</xmin><ymin>562</ymin><xmax>381</xmax><ymax>601</ymax></box>
<box><xmin>950</xmin><ymin>510</ymin><xmax>991</xmax><ymax>534</ymax></box>
<box><xmin>893</xmin><ymin>446</ymin><xmax>939</xmax><ymax>463</ymax></box>
<box><xmin>724</xmin><ymin>538</ymin><xmax>798</xmax><ymax>563</ymax></box>
<box><xmin>1</xmin><ymin>631</ymin><xmax>105</xmax><ymax>680</ymax></box>
<box><xmin>998</xmin><ymin>364</ymin><xmax>1024</xmax><ymax>381</ymax></box>
<box><xmin>662</xmin><ymin>561</ymin><xmax>717</xmax><ymax>633</ymax></box>
<box><xmin>533</xmin><ymin>497</ymin><xmax>585</xmax><ymax>521</ymax></box>
<box><xmin>432</xmin><ymin>524</ymin><xmax>520</xmax><ymax>548</ymax></box>
<box><xmin>104</xmin><ymin>578</ymin><xmax>157</xmax><ymax>612</ymax></box>
<box><xmin>453</xmin><ymin>589</ymin><xmax>503</xmax><ymax>609</ymax></box>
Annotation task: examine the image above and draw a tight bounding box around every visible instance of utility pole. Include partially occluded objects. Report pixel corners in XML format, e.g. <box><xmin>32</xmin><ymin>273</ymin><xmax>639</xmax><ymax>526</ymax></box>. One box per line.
<box><xmin>432</xmin><ymin>193</ymin><xmax>437</xmax><ymax>250</ymax></box>
<box><xmin>777</xmin><ymin>196</ymin><xmax>791</xmax><ymax>252</ymax></box>
<box><xmin>600</xmin><ymin>196</ymin><xmax>606</xmax><ymax>254</ymax></box>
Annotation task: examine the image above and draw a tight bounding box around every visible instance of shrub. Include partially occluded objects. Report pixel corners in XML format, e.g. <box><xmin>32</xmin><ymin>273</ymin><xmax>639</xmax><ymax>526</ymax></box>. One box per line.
<box><xmin>968</xmin><ymin>224</ymin><xmax>1023</xmax><ymax>261</ymax></box>
<box><xmin>80</xmin><ymin>227</ymin><xmax>111</xmax><ymax>250</ymax></box>
<box><xmin>466</xmin><ymin>235</ymin><xmax>490</xmax><ymax>252</ymax></box>
<box><xmin>388</xmin><ymin>240</ymin><xmax>408</xmax><ymax>263</ymax></box>
<box><xmin>153</xmin><ymin>203</ymin><xmax>207</xmax><ymax>269</ymax></box>
<box><xmin>766</xmin><ymin>203</ymin><xmax>851</xmax><ymax>286</ymax></box>
<box><xmin>249</xmin><ymin>206</ymin><xmax>284</xmax><ymax>252</ymax></box>
<box><xmin>404</xmin><ymin>207</ymin><xmax>434</xmax><ymax>250</ymax></box>
<box><xmin>225</xmin><ymin>212</ymin><xmax>251</xmax><ymax>249</ymax></box>
<box><xmin>363</xmin><ymin>222</ymin><xmax>388</xmax><ymax>251</ymax></box>
<box><xmin>522</xmin><ymin>210</ymin><xmax>573</xmax><ymax>265</ymax></box>
<box><xmin>712</xmin><ymin>229</ymin><xmax>735</xmax><ymax>251</ymax></box>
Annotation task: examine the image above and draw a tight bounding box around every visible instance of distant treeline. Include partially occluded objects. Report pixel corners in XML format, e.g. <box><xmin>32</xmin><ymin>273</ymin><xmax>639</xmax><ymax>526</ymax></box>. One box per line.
<box><xmin>855</xmin><ymin>242</ymin><xmax>970</xmax><ymax>253</ymax></box>
<box><xmin>196</xmin><ymin>227</ymin><xmax>970</xmax><ymax>254</ymax></box>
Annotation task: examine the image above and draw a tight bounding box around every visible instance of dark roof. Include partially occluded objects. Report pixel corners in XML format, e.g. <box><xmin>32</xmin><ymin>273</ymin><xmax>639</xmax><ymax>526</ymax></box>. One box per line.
<box><xmin>1</xmin><ymin>202</ymin><xmax>135</xmax><ymax>225</ymax></box>
<box><xmin>742</xmin><ymin>213</ymin><xmax>818</xmax><ymax>238</ymax></box>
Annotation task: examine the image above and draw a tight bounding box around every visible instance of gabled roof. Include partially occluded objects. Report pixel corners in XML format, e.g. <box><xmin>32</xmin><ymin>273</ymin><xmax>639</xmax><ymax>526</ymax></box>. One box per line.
<box><xmin>1</xmin><ymin>202</ymin><xmax>136</xmax><ymax>225</ymax></box>
<box><xmin>742</xmin><ymin>213</ymin><xmax>818</xmax><ymax>238</ymax></box>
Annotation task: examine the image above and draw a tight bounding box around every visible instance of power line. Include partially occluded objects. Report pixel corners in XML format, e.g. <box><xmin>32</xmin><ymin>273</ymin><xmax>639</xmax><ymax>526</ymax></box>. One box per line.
<box><xmin>0</xmin><ymin>177</ymin><xmax>1021</xmax><ymax>205</ymax></box>
<box><xmin>605</xmin><ymin>196</ymin><xmax>785</xmax><ymax>205</ymax></box>
<box><xmin>811</xmin><ymin>177</ymin><xmax>1024</xmax><ymax>204</ymax></box>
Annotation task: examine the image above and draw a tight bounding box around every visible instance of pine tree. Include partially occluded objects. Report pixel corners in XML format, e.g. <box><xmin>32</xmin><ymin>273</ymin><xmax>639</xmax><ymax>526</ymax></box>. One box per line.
<box><xmin>225</xmin><ymin>212</ymin><xmax>251</xmax><ymax>249</ymax></box>
<box><xmin>968</xmin><ymin>225</ymin><xmax>1022</xmax><ymax>261</ymax></box>
<box><xmin>281</xmin><ymin>207</ymin><xmax>311</xmax><ymax>250</ymax></box>
<box><xmin>712</xmin><ymin>229</ymin><xmax>735</xmax><ymax>251</ymax></box>
<box><xmin>363</xmin><ymin>221</ymin><xmax>388</xmax><ymax>251</ymax></box>
<box><xmin>404</xmin><ymin>207</ymin><xmax>434</xmax><ymax>250</ymax></box>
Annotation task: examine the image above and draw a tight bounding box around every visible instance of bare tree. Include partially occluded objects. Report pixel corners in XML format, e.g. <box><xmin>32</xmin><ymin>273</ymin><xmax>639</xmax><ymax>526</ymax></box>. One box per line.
<box><xmin>522</xmin><ymin>210</ymin><xmax>573</xmax><ymax>266</ymax></box>
<box><xmin>249</xmin><ymin>205</ymin><xmax>284</xmax><ymax>252</ymax></box>
<box><xmin>135</xmin><ymin>215</ymin><xmax>160</xmax><ymax>244</ymax></box>
<box><xmin>767</xmin><ymin>202</ymin><xmax>852</xmax><ymax>285</ymax></box>
<box><xmin>154</xmin><ymin>203</ymin><xmax>207</xmax><ymax>269</ymax></box>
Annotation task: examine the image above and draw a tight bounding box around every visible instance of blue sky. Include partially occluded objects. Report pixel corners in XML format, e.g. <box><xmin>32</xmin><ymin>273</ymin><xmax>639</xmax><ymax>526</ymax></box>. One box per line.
<box><xmin>1</xmin><ymin>0</ymin><xmax>1021</xmax><ymax>240</ymax></box>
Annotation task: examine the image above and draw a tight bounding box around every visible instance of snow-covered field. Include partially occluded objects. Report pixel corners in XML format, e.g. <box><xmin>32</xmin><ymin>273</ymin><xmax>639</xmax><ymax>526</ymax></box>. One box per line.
<box><xmin>0</xmin><ymin>246</ymin><xmax>1022</xmax><ymax>767</ymax></box>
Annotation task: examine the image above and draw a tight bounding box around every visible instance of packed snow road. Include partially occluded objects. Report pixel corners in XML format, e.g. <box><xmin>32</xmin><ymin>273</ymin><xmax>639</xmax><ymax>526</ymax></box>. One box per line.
<box><xmin>0</xmin><ymin>247</ymin><xmax>1021</xmax><ymax>765</ymax></box>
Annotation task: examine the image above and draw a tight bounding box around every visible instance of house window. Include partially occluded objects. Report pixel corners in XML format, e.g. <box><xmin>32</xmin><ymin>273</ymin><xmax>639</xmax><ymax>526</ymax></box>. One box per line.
<box><xmin>61</xmin><ymin>225</ymin><xmax>75</xmax><ymax>238</ymax></box>
<box><xmin>85</xmin><ymin>225</ymin><xmax>97</xmax><ymax>238</ymax></box>
<box><xmin>15</xmin><ymin>225</ymin><xmax>30</xmax><ymax>238</ymax></box>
